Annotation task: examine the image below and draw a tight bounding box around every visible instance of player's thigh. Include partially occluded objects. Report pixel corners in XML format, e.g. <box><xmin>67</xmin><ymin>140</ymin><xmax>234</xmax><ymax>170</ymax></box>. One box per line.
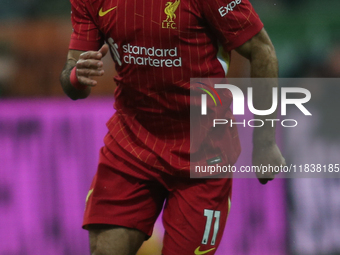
<box><xmin>162</xmin><ymin>177</ymin><xmax>232</xmax><ymax>255</ymax></box>
<box><xmin>84</xmin><ymin>145</ymin><xmax>168</xmax><ymax>236</ymax></box>
<box><xmin>89</xmin><ymin>224</ymin><xmax>146</xmax><ymax>255</ymax></box>
<box><xmin>84</xmin><ymin>145</ymin><xmax>168</xmax><ymax>253</ymax></box>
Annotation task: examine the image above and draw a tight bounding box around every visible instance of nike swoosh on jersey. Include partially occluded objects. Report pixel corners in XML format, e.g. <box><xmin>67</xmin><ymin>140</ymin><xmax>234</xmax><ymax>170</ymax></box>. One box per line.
<box><xmin>99</xmin><ymin>6</ymin><xmax>117</xmax><ymax>17</ymax></box>
<box><xmin>194</xmin><ymin>246</ymin><xmax>216</xmax><ymax>255</ymax></box>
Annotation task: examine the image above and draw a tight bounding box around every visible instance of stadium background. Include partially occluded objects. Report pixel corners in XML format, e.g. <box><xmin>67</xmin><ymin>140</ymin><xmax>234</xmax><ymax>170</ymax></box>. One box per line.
<box><xmin>1</xmin><ymin>0</ymin><xmax>340</xmax><ymax>254</ymax></box>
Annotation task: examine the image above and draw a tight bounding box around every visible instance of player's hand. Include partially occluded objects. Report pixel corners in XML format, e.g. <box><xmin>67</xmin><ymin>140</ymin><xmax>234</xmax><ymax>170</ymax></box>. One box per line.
<box><xmin>252</xmin><ymin>142</ymin><xmax>285</xmax><ymax>185</ymax></box>
<box><xmin>75</xmin><ymin>44</ymin><xmax>109</xmax><ymax>87</ymax></box>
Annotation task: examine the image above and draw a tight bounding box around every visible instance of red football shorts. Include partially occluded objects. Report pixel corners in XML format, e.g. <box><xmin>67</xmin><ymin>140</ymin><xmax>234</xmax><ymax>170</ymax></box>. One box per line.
<box><xmin>83</xmin><ymin>132</ymin><xmax>232</xmax><ymax>255</ymax></box>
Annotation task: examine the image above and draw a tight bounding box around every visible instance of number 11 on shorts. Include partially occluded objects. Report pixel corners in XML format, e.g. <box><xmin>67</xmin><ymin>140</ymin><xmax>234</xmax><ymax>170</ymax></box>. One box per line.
<box><xmin>202</xmin><ymin>209</ymin><xmax>220</xmax><ymax>245</ymax></box>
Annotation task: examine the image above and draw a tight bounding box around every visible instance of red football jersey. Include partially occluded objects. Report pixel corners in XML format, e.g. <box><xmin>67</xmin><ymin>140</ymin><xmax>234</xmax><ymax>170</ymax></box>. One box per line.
<box><xmin>69</xmin><ymin>0</ymin><xmax>263</xmax><ymax>176</ymax></box>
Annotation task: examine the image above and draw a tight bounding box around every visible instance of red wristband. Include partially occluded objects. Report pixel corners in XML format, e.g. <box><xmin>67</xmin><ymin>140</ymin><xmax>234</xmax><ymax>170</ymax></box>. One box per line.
<box><xmin>70</xmin><ymin>67</ymin><xmax>87</xmax><ymax>90</ymax></box>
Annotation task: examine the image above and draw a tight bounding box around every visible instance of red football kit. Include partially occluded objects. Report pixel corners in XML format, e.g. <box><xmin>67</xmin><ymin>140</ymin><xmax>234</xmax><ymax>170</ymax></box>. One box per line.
<box><xmin>69</xmin><ymin>0</ymin><xmax>263</xmax><ymax>253</ymax></box>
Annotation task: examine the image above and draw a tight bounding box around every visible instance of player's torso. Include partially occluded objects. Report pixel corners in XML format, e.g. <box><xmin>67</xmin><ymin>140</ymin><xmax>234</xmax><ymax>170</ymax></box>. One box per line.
<box><xmin>83</xmin><ymin>0</ymin><xmax>227</xmax><ymax>89</ymax></box>
<box><xmin>80</xmin><ymin>0</ymin><xmax>237</xmax><ymax>172</ymax></box>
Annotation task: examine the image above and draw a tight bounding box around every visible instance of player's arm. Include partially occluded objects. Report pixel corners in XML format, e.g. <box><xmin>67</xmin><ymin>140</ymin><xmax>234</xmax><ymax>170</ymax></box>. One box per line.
<box><xmin>235</xmin><ymin>28</ymin><xmax>278</xmax><ymax>78</ymax></box>
<box><xmin>60</xmin><ymin>45</ymin><xmax>108</xmax><ymax>100</ymax></box>
<box><xmin>235</xmin><ymin>28</ymin><xmax>278</xmax><ymax>145</ymax></box>
<box><xmin>235</xmin><ymin>28</ymin><xmax>285</xmax><ymax>184</ymax></box>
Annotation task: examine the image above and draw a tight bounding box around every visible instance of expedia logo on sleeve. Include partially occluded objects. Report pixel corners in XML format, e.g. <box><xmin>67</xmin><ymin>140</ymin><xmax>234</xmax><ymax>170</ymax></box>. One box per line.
<box><xmin>218</xmin><ymin>0</ymin><xmax>242</xmax><ymax>17</ymax></box>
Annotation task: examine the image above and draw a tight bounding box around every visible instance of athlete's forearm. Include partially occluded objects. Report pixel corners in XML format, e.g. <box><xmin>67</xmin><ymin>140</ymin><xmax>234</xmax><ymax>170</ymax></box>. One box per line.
<box><xmin>250</xmin><ymin>42</ymin><xmax>278</xmax><ymax>146</ymax></box>
<box><xmin>60</xmin><ymin>59</ymin><xmax>91</xmax><ymax>100</ymax></box>
<box><xmin>235</xmin><ymin>28</ymin><xmax>279</xmax><ymax>146</ymax></box>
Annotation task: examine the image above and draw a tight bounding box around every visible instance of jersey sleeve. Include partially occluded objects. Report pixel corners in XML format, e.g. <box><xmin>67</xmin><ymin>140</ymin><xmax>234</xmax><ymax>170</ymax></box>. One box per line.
<box><xmin>197</xmin><ymin>0</ymin><xmax>264</xmax><ymax>52</ymax></box>
<box><xmin>69</xmin><ymin>0</ymin><xmax>103</xmax><ymax>51</ymax></box>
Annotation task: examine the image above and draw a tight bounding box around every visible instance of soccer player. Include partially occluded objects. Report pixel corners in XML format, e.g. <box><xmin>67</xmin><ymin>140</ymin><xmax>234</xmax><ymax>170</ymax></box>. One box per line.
<box><xmin>60</xmin><ymin>0</ymin><xmax>285</xmax><ymax>254</ymax></box>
